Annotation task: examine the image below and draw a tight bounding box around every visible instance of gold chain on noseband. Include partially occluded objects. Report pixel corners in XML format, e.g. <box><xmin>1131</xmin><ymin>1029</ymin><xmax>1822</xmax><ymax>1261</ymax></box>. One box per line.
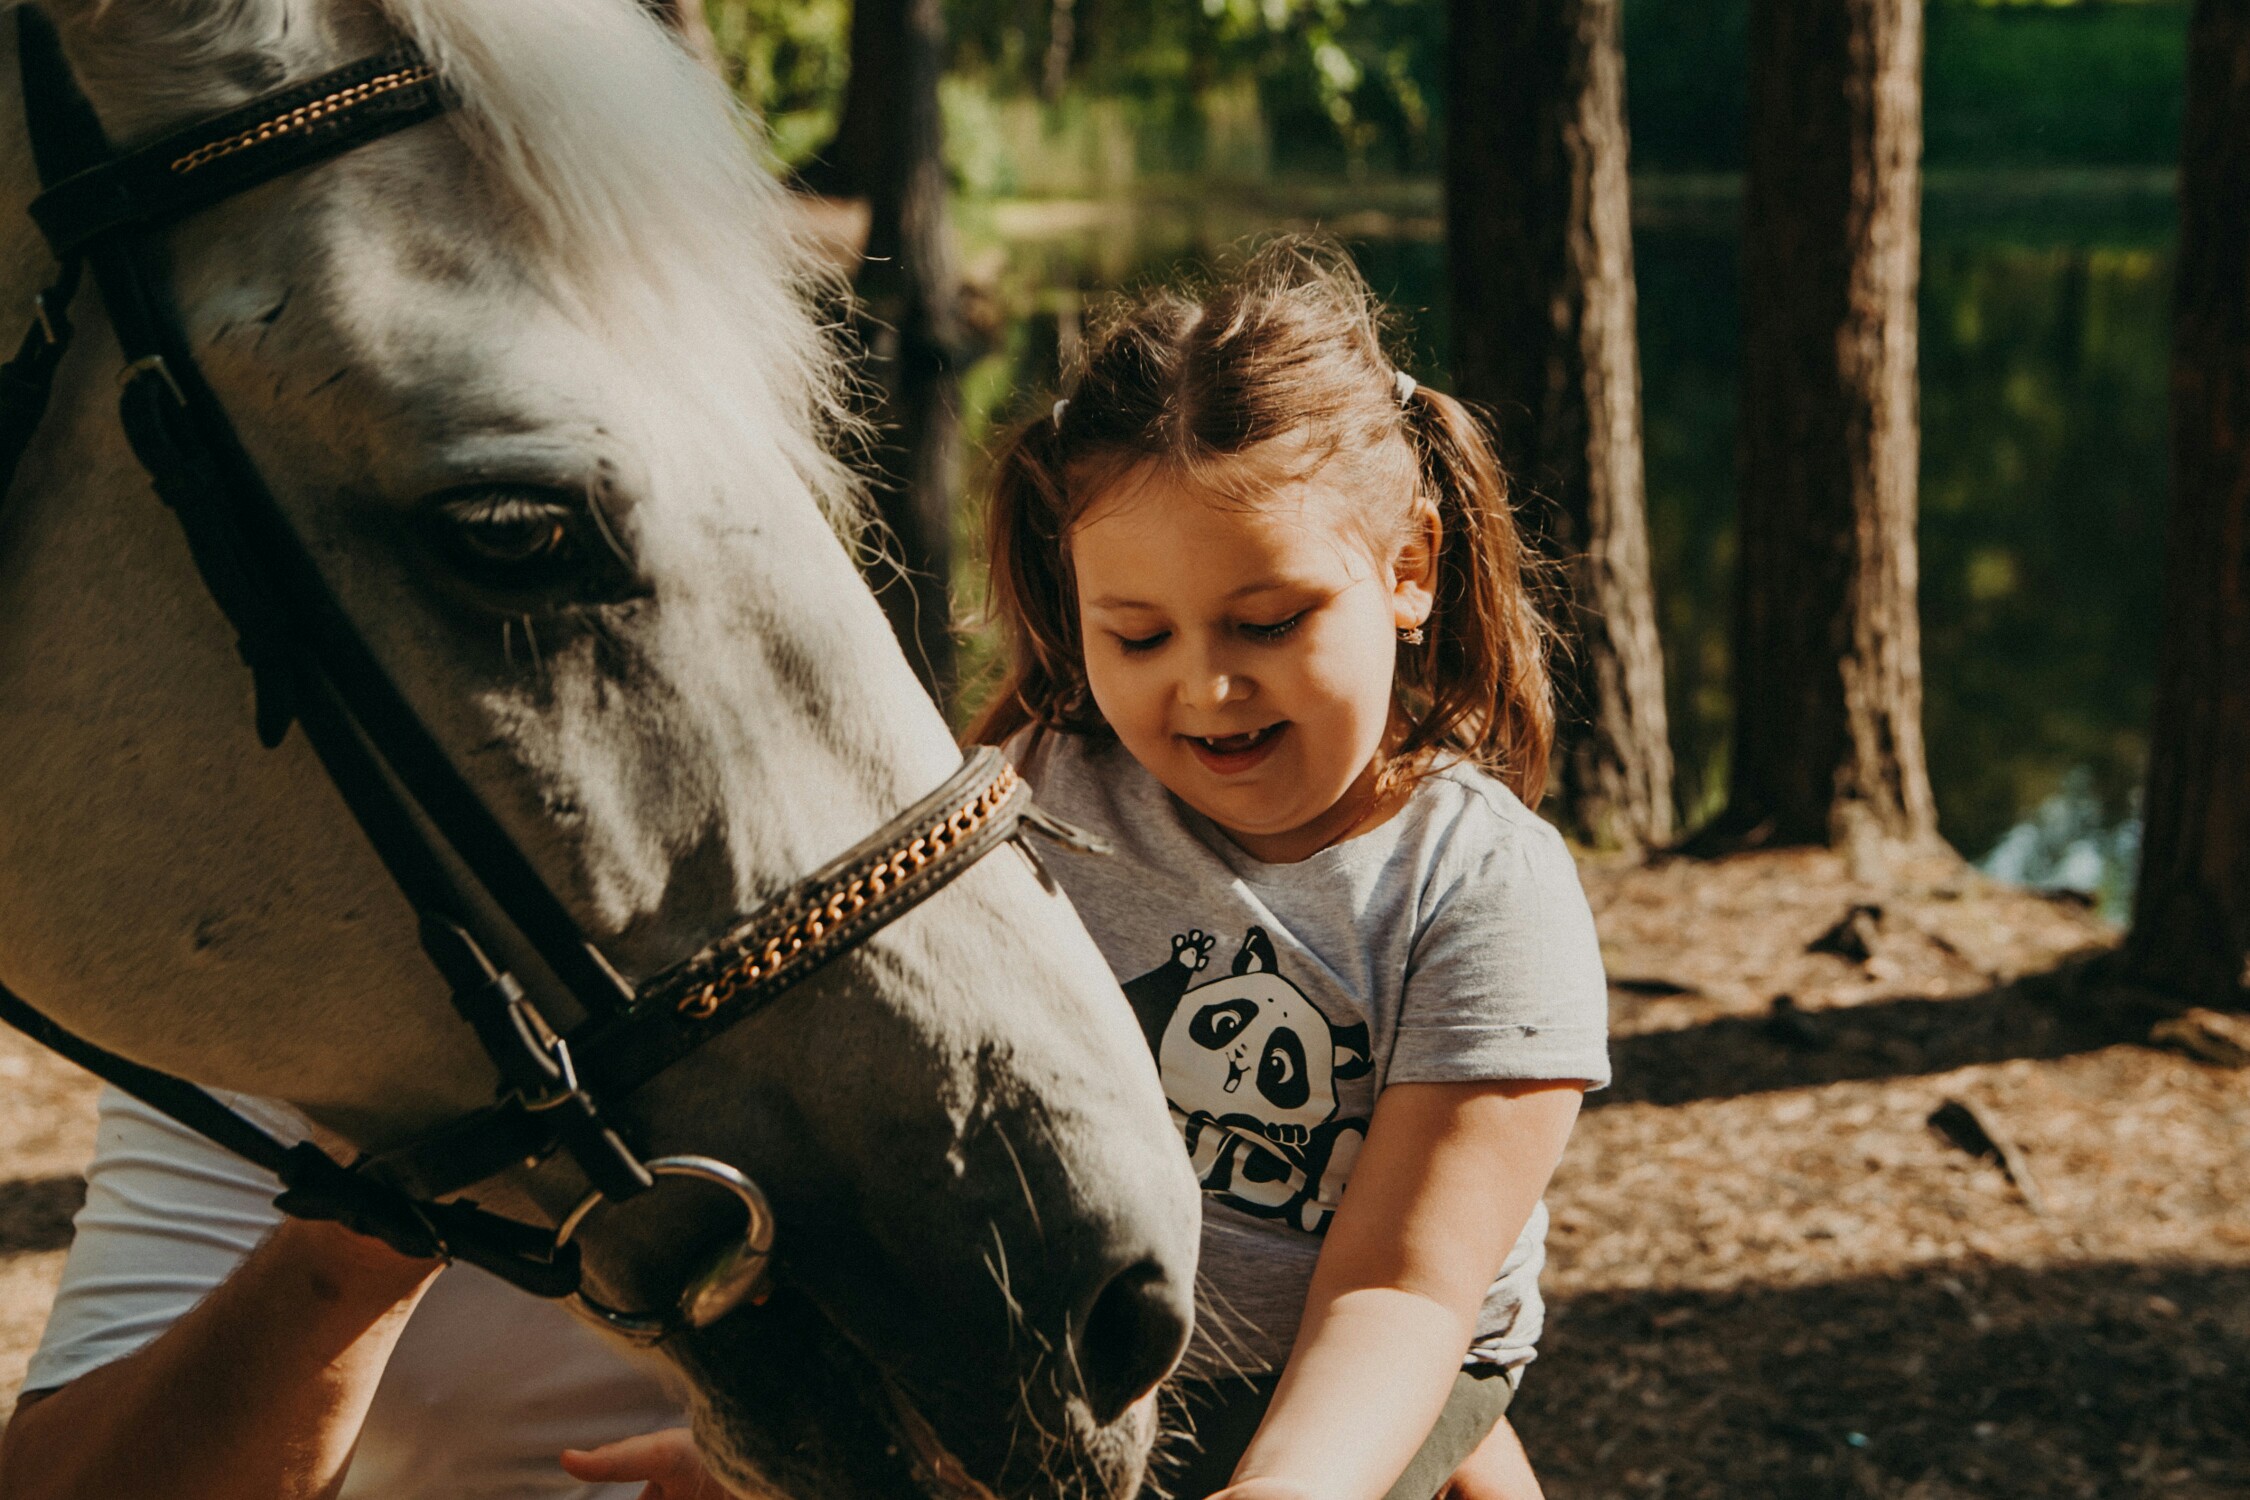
<box><xmin>171</xmin><ymin>63</ymin><xmax>438</xmax><ymax>176</ymax></box>
<box><xmin>674</xmin><ymin>763</ymin><xmax>1023</xmax><ymax>1022</ymax></box>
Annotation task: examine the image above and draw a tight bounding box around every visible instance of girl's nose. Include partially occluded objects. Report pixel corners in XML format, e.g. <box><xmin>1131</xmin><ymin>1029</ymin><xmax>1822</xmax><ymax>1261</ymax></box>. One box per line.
<box><xmin>1178</xmin><ymin>640</ymin><xmax>1248</xmax><ymax>713</ymax></box>
<box><xmin>1181</xmin><ymin>670</ymin><xmax>1243</xmax><ymax>713</ymax></box>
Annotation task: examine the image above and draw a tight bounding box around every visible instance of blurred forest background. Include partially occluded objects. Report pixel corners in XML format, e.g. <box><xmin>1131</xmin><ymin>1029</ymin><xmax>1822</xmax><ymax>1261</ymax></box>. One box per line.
<box><xmin>706</xmin><ymin>0</ymin><xmax>2181</xmax><ymax>914</ymax></box>
<box><xmin>667</xmin><ymin>17</ymin><xmax>2250</xmax><ymax>1483</ymax></box>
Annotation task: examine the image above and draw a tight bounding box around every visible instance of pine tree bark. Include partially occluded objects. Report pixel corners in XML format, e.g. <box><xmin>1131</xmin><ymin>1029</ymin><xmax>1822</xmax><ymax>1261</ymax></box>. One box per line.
<box><xmin>1723</xmin><ymin>0</ymin><xmax>1938</xmax><ymax>862</ymax></box>
<box><xmin>2123</xmin><ymin>0</ymin><xmax>2250</xmax><ymax>1009</ymax></box>
<box><xmin>1043</xmin><ymin>0</ymin><xmax>1078</xmax><ymax>102</ymax></box>
<box><xmin>797</xmin><ymin>0</ymin><xmax>889</xmax><ymax>197</ymax></box>
<box><xmin>848</xmin><ymin>0</ymin><xmax>968</xmax><ymax>700</ymax></box>
<box><xmin>1446</xmin><ymin>0</ymin><xmax>1675</xmax><ymax>852</ymax></box>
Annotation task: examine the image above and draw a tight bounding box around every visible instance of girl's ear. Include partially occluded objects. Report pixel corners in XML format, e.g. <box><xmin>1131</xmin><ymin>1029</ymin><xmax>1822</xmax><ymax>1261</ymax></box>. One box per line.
<box><xmin>1389</xmin><ymin>493</ymin><xmax>1442</xmax><ymax>631</ymax></box>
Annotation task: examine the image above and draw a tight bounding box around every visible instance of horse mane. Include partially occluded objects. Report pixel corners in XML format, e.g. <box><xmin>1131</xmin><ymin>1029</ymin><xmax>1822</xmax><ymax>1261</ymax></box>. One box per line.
<box><xmin>377</xmin><ymin>0</ymin><xmax>865</xmax><ymax>537</ymax></box>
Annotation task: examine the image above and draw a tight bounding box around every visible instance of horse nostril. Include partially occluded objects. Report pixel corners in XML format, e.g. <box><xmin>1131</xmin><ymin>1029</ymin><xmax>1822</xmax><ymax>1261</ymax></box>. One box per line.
<box><xmin>1076</xmin><ymin>1257</ymin><xmax>1191</xmax><ymax>1426</ymax></box>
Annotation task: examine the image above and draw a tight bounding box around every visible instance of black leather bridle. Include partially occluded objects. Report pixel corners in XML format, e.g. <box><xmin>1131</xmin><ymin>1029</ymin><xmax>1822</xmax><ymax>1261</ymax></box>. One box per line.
<box><xmin>0</xmin><ymin>8</ymin><xmax>1098</xmax><ymax>1340</ymax></box>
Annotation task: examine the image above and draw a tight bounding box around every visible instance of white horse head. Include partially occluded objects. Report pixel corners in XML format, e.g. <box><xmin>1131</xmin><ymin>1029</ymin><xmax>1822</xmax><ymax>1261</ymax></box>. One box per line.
<box><xmin>0</xmin><ymin>1</ymin><xmax>1199</xmax><ymax>1493</ymax></box>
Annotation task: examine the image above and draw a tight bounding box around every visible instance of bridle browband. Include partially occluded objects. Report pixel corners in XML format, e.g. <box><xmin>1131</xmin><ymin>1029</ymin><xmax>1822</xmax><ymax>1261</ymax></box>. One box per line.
<box><xmin>0</xmin><ymin>9</ymin><xmax>1102</xmax><ymax>1340</ymax></box>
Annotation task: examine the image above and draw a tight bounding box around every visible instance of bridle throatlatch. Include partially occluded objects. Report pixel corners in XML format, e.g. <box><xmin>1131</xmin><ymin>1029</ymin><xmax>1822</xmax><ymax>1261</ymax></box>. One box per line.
<box><xmin>0</xmin><ymin>9</ymin><xmax>1106</xmax><ymax>1342</ymax></box>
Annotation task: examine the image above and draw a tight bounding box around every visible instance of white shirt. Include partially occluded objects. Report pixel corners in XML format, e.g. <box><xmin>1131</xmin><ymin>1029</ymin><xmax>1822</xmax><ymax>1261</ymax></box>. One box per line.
<box><xmin>27</xmin><ymin>1089</ymin><xmax>684</xmax><ymax>1499</ymax></box>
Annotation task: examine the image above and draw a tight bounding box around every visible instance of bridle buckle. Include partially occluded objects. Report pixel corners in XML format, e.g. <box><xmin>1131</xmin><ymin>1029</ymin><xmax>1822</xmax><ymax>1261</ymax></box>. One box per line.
<box><xmin>119</xmin><ymin>352</ymin><xmax>186</xmax><ymax>405</ymax></box>
<box><xmin>506</xmin><ymin>993</ymin><xmax>580</xmax><ymax>1112</ymax></box>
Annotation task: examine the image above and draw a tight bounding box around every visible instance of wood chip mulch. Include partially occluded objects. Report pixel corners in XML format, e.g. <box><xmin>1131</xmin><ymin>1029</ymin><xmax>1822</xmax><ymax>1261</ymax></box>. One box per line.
<box><xmin>2</xmin><ymin>846</ymin><xmax>2244</xmax><ymax>1497</ymax></box>
<box><xmin>1523</xmin><ymin>848</ymin><xmax>2250</xmax><ymax>1499</ymax></box>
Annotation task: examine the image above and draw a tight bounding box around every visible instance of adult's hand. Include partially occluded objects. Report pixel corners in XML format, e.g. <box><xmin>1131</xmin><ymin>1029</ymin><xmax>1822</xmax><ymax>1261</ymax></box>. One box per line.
<box><xmin>560</xmin><ymin>1429</ymin><xmax>740</xmax><ymax>1499</ymax></box>
<box><xmin>0</xmin><ymin>1218</ymin><xmax>438</xmax><ymax>1500</ymax></box>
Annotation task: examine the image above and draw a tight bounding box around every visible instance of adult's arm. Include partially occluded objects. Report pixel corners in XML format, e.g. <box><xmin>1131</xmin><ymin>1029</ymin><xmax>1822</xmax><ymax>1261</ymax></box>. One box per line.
<box><xmin>0</xmin><ymin>1217</ymin><xmax>438</xmax><ymax>1500</ymax></box>
<box><xmin>1222</xmin><ymin>1077</ymin><xmax>1584</xmax><ymax>1500</ymax></box>
<box><xmin>0</xmin><ymin>1090</ymin><xmax>439</xmax><ymax>1500</ymax></box>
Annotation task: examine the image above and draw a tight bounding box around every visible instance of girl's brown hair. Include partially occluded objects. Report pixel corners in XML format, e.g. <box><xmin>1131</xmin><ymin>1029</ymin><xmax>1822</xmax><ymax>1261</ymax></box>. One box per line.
<box><xmin>968</xmin><ymin>240</ymin><xmax>1554</xmax><ymax>805</ymax></box>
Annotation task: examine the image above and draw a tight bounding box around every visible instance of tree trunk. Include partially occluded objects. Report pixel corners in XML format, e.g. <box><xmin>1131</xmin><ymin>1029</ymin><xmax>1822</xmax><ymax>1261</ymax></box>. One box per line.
<box><xmin>1723</xmin><ymin>0</ymin><xmax>1938</xmax><ymax>864</ymax></box>
<box><xmin>799</xmin><ymin>0</ymin><xmax>890</xmax><ymax>196</ymax></box>
<box><xmin>852</xmin><ymin>0</ymin><xmax>967</xmax><ymax>700</ymax></box>
<box><xmin>1043</xmin><ymin>0</ymin><xmax>1078</xmax><ymax>103</ymax></box>
<box><xmin>2123</xmin><ymin>0</ymin><xmax>2250</xmax><ymax>1009</ymax></box>
<box><xmin>1446</xmin><ymin>0</ymin><xmax>1675</xmax><ymax>853</ymax></box>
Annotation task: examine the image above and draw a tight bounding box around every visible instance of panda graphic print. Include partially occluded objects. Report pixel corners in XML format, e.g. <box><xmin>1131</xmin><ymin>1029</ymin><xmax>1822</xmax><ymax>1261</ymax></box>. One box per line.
<box><xmin>1123</xmin><ymin>926</ymin><xmax>1371</xmax><ymax>1234</ymax></box>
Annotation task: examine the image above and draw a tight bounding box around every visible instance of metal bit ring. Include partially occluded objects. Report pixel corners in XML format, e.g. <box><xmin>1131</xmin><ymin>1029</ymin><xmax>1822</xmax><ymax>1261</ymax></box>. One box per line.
<box><xmin>556</xmin><ymin>1154</ymin><xmax>777</xmax><ymax>1343</ymax></box>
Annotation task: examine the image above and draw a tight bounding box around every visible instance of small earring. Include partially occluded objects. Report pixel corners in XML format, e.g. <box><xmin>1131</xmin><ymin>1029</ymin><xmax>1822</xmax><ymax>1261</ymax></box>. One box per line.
<box><xmin>1398</xmin><ymin>625</ymin><xmax>1425</xmax><ymax>646</ymax></box>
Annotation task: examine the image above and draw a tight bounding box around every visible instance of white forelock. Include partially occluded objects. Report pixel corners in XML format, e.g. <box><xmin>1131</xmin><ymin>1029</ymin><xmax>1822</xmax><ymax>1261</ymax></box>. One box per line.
<box><xmin>377</xmin><ymin>0</ymin><xmax>863</xmax><ymax>537</ymax></box>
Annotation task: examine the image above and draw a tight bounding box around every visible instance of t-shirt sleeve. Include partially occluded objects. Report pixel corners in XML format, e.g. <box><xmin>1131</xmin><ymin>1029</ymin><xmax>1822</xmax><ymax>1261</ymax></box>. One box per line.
<box><xmin>21</xmin><ymin>1087</ymin><xmax>287</xmax><ymax>1396</ymax></box>
<box><xmin>1388</xmin><ymin>813</ymin><xmax>1611</xmax><ymax>1089</ymax></box>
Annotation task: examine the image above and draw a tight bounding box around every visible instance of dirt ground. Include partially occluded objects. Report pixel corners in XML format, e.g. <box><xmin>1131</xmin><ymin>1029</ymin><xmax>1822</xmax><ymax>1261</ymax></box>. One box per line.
<box><xmin>0</xmin><ymin>1004</ymin><xmax>99</xmax><ymax>1430</ymax></box>
<box><xmin>3</xmin><ymin>848</ymin><xmax>2245</xmax><ymax>1495</ymax></box>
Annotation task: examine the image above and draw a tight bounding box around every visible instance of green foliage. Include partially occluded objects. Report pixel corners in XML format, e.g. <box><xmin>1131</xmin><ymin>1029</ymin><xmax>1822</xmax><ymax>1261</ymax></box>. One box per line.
<box><xmin>707</xmin><ymin>0</ymin><xmax>2188</xmax><ymax>192</ymax></box>
<box><xmin>1625</xmin><ymin>0</ymin><xmax>2190</xmax><ymax>173</ymax></box>
<box><xmin>708</xmin><ymin>0</ymin><xmax>2189</xmax><ymax>204</ymax></box>
<box><xmin>1924</xmin><ymin>1</ymin><xmax>2188</xmax><ymax>166</ymax></box>
<box><xmin>703</xmin><ymin>0</ymin><xmax>852</xmax><ymax>166</ymax></box>
<box><xmin>943</xmin><ymin>0</ymin><xmax>1444</xmax><ymax>177</ymax></box>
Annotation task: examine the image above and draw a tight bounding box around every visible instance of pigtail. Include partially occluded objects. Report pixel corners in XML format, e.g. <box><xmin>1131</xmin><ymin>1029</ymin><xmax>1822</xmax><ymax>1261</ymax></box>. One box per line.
<box><xmin>965</xmin><ymin>413</ymin><xmax>1102</xmax><ymax>748</ymax></box>
<box><xmin>1394</xmin><ymin>386</ymin><xmax>1556</xmax><ymax>806</ymax></box>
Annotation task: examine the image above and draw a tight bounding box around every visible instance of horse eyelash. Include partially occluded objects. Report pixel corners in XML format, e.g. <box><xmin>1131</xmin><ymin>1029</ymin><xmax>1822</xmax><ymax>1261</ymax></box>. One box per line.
<box><xmin>519</xmin><ymin>613</ymin><xmax>545</xmax><ymax>682</ymax></box>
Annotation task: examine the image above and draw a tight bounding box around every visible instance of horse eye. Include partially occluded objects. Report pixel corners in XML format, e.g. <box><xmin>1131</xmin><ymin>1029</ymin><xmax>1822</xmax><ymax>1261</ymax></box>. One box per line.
<box><xmin>460</xmin><ymin>512</ymin><xmax>568</xmax><ymax>566</ymax></box>
<box><xmin>439</xmin><ymin>492</ymin><xmax>577</xmax><ymax>570</ymax></box>
<box><xmin>418</xmin><ymin>484</ymin><xmax>648</xmax><ymax>614</ymax></box>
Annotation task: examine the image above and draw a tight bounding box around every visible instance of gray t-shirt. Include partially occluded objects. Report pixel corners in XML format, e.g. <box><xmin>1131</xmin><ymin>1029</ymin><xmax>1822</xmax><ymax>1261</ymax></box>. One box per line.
<box><xmin>1016</xmin><ymin>732</ymin><xmax>1610</xmax><ymax>1378</ymax></box>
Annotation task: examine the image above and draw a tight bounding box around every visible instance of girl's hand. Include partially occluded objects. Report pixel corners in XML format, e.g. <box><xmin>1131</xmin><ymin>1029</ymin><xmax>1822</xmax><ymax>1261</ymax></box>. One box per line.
<box><xmin>560</xmin><ymin>1429</ymin><xmax>739</xmax><ymax>1499</ymax></box>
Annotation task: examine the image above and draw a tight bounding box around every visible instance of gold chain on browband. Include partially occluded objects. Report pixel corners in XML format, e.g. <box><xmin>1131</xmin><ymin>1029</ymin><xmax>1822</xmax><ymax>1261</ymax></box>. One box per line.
<box><xmin>672</xmin><ymin>763</ymin><xmax>1024</xmax><ymax>1022</ymax></box>
<box><xmin>171</xmin><ymin>63</ymin><xmax>438</xmax><ymax>176</ymax></box>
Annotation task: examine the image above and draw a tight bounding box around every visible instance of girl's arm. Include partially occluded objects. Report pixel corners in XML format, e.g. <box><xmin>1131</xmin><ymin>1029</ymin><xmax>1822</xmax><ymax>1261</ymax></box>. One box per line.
<box><xmin>1221</xmin><ymin>1077</ymin><xmax>1584</xmax><ymax>1500</ymax></box>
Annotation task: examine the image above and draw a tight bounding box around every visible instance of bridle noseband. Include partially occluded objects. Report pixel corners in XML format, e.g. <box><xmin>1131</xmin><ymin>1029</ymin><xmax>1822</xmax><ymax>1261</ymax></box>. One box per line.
<box><xmin>0</xmin><ymin>9</ymin><xmax>1103</xmax><ymax>1342</ymax></box>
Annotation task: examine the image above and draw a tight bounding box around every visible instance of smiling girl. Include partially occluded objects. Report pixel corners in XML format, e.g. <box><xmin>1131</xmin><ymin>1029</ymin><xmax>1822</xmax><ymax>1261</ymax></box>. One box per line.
<box><xmin>964</xmin><ymin>243</ymin><xmax>1612</xmax><ymax>1500</ymax></box>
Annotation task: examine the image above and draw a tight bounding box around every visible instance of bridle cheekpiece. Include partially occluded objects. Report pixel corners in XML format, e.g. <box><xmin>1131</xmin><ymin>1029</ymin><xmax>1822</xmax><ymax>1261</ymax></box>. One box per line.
<box><xmin>0</xmin><ymin>8</ymin><xmax>1103</xmax><ymax>1343</ymax></box>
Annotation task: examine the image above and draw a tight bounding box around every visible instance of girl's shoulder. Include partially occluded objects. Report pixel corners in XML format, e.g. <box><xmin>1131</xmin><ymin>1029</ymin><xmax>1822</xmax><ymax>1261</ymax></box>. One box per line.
<box><xmin>1381</xmin><ymin>761</ymin><xmax>1597</xmax><ymax>950</ymax></box>
<box><xmin>1403</xmin><ymin>760</ymin><xmax>1576</xmax><ymax>874</ymax></box>
<box><xmin>1389</xmin><ymin>766</ymin><xmax>1611</xmax><ymax>1089</ymax></box>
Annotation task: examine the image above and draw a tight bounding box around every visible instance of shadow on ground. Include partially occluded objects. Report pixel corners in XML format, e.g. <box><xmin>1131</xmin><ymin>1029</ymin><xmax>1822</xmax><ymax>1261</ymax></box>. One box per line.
<box><xmin>0</xmin><ymin>1176</ymin><xmax>83</xmax><ymax>1257</ymax></box>
<box><xmin>1516</xmin><ymin>1259</ymin><xmax>2250</xmax><ymax>1500</ymax></box>
<box><xmin>1596</xmin><ymin>963</ymin><xmax>2163</xmax><ymax>1108</ymax></box>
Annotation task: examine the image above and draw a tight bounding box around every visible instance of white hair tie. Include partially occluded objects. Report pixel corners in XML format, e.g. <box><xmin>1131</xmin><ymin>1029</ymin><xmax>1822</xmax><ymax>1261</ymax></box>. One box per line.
<box><xmin>1051</xmin><ymin>398</ymin><xmax>1070</xmax><ymax>428</ymax></box>
<box><xmin>1394</xmin><ymin>370</ymin><xmax>1418</xmax><ymax>405</ymax></box>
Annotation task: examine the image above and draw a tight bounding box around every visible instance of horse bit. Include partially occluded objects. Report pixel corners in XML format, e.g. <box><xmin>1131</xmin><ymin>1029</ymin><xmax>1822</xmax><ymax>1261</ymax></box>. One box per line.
<box><xmin>0</xmin><ymin>10</ymin><xmax>1100</xmax><ymax>1341</ymax></box>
